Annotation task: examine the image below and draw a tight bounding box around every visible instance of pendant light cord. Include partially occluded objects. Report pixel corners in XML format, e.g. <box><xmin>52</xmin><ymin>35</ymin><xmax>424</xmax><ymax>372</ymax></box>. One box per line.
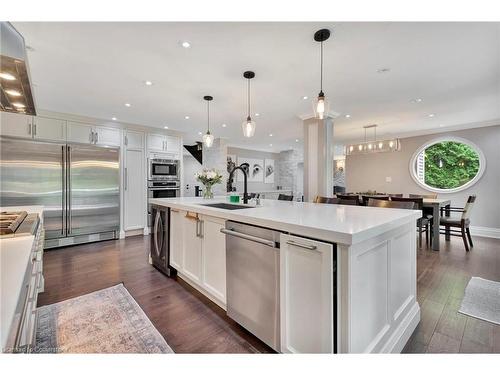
<box><xmin>320</xmin><ymin>41</ymin><xmax>323</xmax><ymax>92</ymax></box>
<box><xmin>247</xmin><ymin>78</ymin><xmax>251</xmax><ymax>118</ymax></box>
<box><xmin>207</xmin><ymin>100</ymin><xmax>210</xmax><ymax>132</ymax></box>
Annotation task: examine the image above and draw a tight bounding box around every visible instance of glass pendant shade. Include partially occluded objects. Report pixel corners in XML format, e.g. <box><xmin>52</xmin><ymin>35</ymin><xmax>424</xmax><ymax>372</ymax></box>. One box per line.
<box><xmin>203</xmin><ymin>131</ymin><xmax>214</xmax><ymax>148</ymax></box>
<box><xmin>313</xmin><ymin>93</ymin><xmax>329</xmax><ymax>120</ymax></box>
<box><xmin>242</xmin><ymin>117</ymin><xmax>256</xmax><ymax>138</ymax></box>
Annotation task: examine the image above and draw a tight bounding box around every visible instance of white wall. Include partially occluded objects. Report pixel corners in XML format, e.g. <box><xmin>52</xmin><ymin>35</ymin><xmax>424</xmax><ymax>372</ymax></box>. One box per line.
<box><xmin>345</xmin><ymin>125</ymin><xmax>500</xmax><ymax>231</ymax></box>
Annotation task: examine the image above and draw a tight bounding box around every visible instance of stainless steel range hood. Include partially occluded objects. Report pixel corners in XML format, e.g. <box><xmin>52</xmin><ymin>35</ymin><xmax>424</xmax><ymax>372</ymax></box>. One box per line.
<box><xmin>0</xmin><ymin>22</ymin><xmax>36</xmax><ymax>115</ymax></box>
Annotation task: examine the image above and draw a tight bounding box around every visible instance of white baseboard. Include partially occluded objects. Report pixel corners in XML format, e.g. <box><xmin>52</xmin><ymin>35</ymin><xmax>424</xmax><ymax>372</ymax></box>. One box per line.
<box><xmin>470</xmin><ymin>226</ymin><xmax>500</xmax><ymax>239</ymax></box>
<box><xmin>380</xmin><ymin>302</ymin><xmax>420</xmax><ymax>353</ymax></box>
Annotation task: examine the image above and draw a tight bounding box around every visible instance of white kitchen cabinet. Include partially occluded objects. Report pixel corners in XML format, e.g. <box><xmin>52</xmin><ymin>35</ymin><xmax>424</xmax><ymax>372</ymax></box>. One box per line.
<box><xmin>95</xmin><ymin>126</ymin><xmax>120</xmax><ymax>147</ymax></box>
<box><xmin>147</xmin><ymin>134</ymin><xmax>165</xmax><ymax>152</ymax></box>
<box><xmin>67</xmin><ymin>121</ymin><xmax>120</xmax><ymax>146</ymax></box>
<box><xmin>67</xmin><ymin>121</ymin><xmax>94</xmax><ymax>144</ymax></box>
<box><xmin>0</xmin><ymin>112</ymin><xmax>33</xmax><ymax>138</ymax></box>
<box><xmin>169</xmin><ymin>209</ymin><xmax>184</xmax><ymax>270</ymax></box>
<box><xmin>124</xmin><ymin>130</ymin><xmax>144</xmax><ymax>150</ymax></box>
<box><xmin>165</xmin><ymin>135</ymin><xmax>180</xmax><ymax>154</ymax></box>
<box><xmin>123</xmin><ymin>148</ymin><xmax>145</xmax><ymax>230</ymax></box>
<box><xmin>182</xmin><ymin>212</ymin><xmax>203</xmax><ymax>283</ymax></box>
<box><xmin>33</xmin><ymin>116</ymin><xmax>66</xmax><ymax>142</ymax></box>
<box><xmin>201</xmin><ymin>216</ymin><xmax>226</xmax><ymax>303</ymax></box>
<box><xmin>280</xmin><ymin>233</ymin><xmax>335</xmax><ymax>353</ymax></box>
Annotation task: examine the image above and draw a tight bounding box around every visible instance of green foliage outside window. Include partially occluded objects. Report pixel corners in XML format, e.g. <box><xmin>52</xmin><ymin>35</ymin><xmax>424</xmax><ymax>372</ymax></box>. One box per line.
<box><xmin>423</xmin><ymin>141</ymin><xmax>480</xmax><ymax>189</ymax></box>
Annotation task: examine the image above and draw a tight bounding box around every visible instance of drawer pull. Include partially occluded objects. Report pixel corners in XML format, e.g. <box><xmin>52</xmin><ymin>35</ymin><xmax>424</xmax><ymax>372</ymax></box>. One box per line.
<box><xmin>286</xmin><ymin>240</ymin><xmax>317</xmax><ymax>251</ymax></box>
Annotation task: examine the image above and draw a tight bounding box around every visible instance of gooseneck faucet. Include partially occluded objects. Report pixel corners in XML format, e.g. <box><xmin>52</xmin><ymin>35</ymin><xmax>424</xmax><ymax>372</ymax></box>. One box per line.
<box><xmin>229</xmin><ymin>163</ymin><xmax>250</xmax><ymax>204</ymax></box>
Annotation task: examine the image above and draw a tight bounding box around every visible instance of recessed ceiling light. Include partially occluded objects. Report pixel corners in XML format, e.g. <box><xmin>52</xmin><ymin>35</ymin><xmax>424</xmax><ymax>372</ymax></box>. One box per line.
<box><xmin>302</xmin><ymin>96</ymin><xmax>308</xmax><ymax>100</ymax></box>
<box><xmin>295</xmin><ymin>139</ymin><xmax>299</xmax><ymax>142</ymax></box>
<box><xmin>144</xmin><ymin>80</ymin><xmax>153</xmax><ymax>86</ymax></box>
<box><xmin>412</xmin><ymin>98</ymin><xmax>423</xmax><ymax>103</ymax></box>
<box><xmin>4</xmin><ymin>89</ymin><xmax>21</xmax><ymax>97</ymax></box>
<box><xmin>269</xmin><ymin>144</ymin><xmax>273</xmax><ymax>147</ymax></box>
<box><xmin>376</xmin><ymin>68</ymin><xmax>391</xmax><ymax>73</ymax></box>
<box><xmin>112</xmin><ymin>117</ymin><xmax>117</xmax><ymax>121</ymax></box>
<box><xmin>164</xmin><ymin>126</ymin><xmax>169</xmax><ymax>129</ymax></box>
<box><xmin>181</xmin><ymin>41</ymin><xmax>191</xmax><ymax>48</ymax></box>
<box><xmin>125</xmin><ymin>103</ymin><xmax>131</xmax><ymax>107</ymax></box>
<box><xmin>12</xmin><ymin>102</ymin><xmax>25</xmax><ymax>108</ymax></box>
<box><xmin>269</xmin><ymin>133</ymin><xmax>273</xmax><ymax>137</ymax></box>
<box><xmin>255</xmin><ymin>113</ymin><xmax>260</xmax><ymax>117</ymax></box>
<box><xmin>184</xmin><ymin>116</ymin><xmax>190</xmax><ymax>120</ymax></box>
<box><xmin>222</xmin><ymin>123</ymin><xmax>227</xmax><ymax>127</ymax></box>
<box><xmin>345</xmin><ymin>114</ymin><xmax>351</xmax><ymax>118</ymax></box>
<box><xmin>428</xmin><ymin>114</ymin><xmax>435</xmax><ymax>118</ymax></box>
<box><xmin>439</xmin><ymin>124</ymin><xmax>445</xmax><ymax>127</ymax></box>
<box><xmin>198</xmin><ymin>132</ymin><xmax>202</xmax><ymax>135</ymax></box>
<box><xmin>0</xmin><ymin>72</ymin><xmax>16</xmax><ymax>80</ymax></box>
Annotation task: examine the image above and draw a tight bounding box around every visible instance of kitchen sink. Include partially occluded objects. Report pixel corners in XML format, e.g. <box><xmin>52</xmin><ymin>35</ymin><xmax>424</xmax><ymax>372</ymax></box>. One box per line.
<box><xmin>200</xmin><ymin>203</ymin><xmax>254</xmax><ymax>210</ymax></box>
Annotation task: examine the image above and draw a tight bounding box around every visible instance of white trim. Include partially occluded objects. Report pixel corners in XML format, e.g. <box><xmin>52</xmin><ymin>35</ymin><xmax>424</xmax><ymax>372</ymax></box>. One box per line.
<box><xmin>409</xmin><ymin>136</ymin><xmax>486</xmax><ymax>194</ymax></box>
<box><xmin>470</xmin><ymin>226</ymin><xmax>500</xmax><ymax>239</ymax></box>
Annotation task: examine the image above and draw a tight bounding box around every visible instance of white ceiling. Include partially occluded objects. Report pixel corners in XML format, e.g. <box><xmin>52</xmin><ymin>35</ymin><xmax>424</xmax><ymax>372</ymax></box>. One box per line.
<box><xmin>13</xmin><ymin>22</ymin><xmax>500</xmax><ymax>151</ymax></box>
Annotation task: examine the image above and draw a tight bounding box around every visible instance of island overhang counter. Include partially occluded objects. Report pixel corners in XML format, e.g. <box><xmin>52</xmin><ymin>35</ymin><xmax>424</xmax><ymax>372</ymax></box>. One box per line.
<box><xmin>149</xmin><ymin>197</ymin><xmax>421</xmax><ymax>354</ymax></box>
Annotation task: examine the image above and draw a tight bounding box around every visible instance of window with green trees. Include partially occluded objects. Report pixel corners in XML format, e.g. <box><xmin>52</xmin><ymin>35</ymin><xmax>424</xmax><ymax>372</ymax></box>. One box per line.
<box><xmin>414</xmin><ymin>140</ymin><xmax>482</xmax><ymax>191</ymax></box>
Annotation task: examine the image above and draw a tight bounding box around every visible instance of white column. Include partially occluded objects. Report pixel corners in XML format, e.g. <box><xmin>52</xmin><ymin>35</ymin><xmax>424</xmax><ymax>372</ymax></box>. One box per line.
<box><xmin>202</xmin><ymin>138</ymin><xmax>228</xmax><ymax>196</ymax></box>
<box><xmin>303</xmin><ymin>116</ymin><xmax>334</xmax><ymax>202</ymax></box>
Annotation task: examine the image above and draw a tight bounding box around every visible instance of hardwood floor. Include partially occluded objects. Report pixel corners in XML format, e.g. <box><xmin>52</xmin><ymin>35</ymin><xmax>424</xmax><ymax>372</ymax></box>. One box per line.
<box><xmin>38</xmin><ymin>234</ymin><xmax>500</xmax><ymax>353</ymax></box>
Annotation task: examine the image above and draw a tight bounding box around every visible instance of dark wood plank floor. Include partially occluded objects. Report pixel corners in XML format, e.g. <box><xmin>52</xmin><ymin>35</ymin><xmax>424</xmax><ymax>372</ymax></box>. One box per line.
<box><xmin>38</xmin><ymin>234</ymin><xmax>500</xmax><ymax>353</ymax></box>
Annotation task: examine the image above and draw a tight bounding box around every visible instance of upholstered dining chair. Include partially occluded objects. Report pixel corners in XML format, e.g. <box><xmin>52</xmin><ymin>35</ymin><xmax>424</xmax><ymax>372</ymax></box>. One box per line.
<box><xmin>361</xmin><ymin>195</ymin><xmax>389</xmax><ymax>206</ymax></box>
<box><xmin>367</xmin><ymin>198</ymin><xmax>415</xmax><ymax>210</ymax></box>
<box><xmin>314</xmin><ymin>196</ymin><xmax>340</xmax><ymax>204</ymax></box>
<box><xmin>391</xmin><ymin>196</ymin><xmax>431</xmax><ymax>248</ymax></box>
<box><xmin>278</xmin><ymin>194</ymin><xmax>294</xmax><ymax>201</ymax></box>
<box><xmin>439</xmin><ymin>195</ymin><xmax>476</xmax><ymax>252</ymax></box>
<box><xmin>336</xmin><ymin>194</ymin><xmax>361</xmax><ymax>205</ymax></box>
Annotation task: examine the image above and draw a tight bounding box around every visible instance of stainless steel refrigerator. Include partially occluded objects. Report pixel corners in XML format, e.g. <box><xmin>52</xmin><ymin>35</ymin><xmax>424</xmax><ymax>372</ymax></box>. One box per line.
<box><xmin>0</xmin><ymin>137</ymin><xmax>120</xmax><ymax>248</ymax></box>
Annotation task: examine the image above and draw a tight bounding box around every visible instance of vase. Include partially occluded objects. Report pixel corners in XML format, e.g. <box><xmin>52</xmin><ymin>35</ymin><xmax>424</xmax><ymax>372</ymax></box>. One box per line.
<box><xmin>203</xmin><ymin>184</ymin><xmax>214</xmax><ymax>199</ymax></box>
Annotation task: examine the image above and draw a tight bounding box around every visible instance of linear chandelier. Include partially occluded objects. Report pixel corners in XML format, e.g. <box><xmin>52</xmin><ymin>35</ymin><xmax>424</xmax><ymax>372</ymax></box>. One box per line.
<box><xmin>345</xmin><ymin>124</ymin><xmax>401</xmax><ymax>155</ymax></box>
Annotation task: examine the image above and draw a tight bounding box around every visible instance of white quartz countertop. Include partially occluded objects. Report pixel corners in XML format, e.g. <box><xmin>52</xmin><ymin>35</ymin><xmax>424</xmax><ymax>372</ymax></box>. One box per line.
<box><xmin>149</xmin><ymin>197</ymin><xmax>421</xmax><ymax>245</ymax></box>
<box><xmin>0</xmin><ymin>205</ymin><xmax>43</xmax><ymax>349</ymax></box>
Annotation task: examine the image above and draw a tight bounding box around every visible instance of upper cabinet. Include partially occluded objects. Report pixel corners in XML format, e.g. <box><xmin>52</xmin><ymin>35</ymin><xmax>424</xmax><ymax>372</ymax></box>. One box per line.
<box><xmin>0</xmin><ymin>112</ymin><xmax>66</xmax><ymax>142</ymax></box>
<box><xmin>0</xmin><ymin>112</ymin><xmax>32</xmax><ymax>138</ymax></box>
<box><xmin>33</xmin><ymin>117</ymin><xmax>66</xmax><ymax>142</ymax></box>
<box><xmin>67</xmin><ymin>121</ymin><xmax>120</xmax><ymax>147</ymax></box>
<box><xmin>124</xmin><ymin>130</ymin><xmax>144</xmax><ymax>150</ymax></box>
<box><xmin>147</xmin><ymin>133</ymin><xmax>180</xmax><ymax>158</ymax></box>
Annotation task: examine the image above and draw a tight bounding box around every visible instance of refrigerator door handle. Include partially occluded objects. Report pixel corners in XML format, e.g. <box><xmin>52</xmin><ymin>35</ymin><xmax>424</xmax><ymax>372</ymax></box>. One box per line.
<box><xmin>67</xmin><ymin>146</ymin><xmax>72</xmax><ymax>234</ymax></box>
<box><xmin>61</xmin><ymin>146</ymin><xmax>66</xmax><ymax>236</ymax></box>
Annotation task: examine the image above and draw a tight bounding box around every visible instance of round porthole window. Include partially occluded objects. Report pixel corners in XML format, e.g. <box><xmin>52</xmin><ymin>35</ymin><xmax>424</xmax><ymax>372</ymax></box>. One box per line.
<box><xmin>409</xmin><ymin>137</ymin><xmax>486</xmax><ymax>193</ymax></box>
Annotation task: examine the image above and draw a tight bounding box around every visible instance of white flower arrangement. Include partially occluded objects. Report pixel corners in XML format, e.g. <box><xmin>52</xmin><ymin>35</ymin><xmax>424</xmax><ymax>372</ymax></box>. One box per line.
<box><xmin>195</xmin><ymin>169</ymin><xmax>223</xmax><ymax>185</ymax></box>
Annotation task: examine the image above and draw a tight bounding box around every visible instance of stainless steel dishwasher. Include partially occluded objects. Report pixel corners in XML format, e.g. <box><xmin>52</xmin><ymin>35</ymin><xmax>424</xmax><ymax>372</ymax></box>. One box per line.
<box><xmin>221</xmin><ymin>221</ymin><xmax>281</xmax><ymax>352</ymax></box>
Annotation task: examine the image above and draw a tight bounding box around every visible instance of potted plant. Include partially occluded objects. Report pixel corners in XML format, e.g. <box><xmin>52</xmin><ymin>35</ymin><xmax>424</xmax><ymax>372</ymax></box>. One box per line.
<box><xmin>195</xmin><ymin>169</ymin><xmax>223</xmax><ymax>199</ymax></box>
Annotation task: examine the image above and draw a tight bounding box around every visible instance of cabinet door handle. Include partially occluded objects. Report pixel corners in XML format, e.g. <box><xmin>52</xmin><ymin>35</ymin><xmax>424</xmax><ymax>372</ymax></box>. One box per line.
<box><xmin>124</xmin><ymin>168</ymin><xmax>128</xmax><ymax>190</ymax></box>
<box><xmin>124</xmin><ymin>135</ymin><xmax>128</xmax><ymax>146</ymax></box>
<box><xmin>33</xmin><ymin>123</ymin><xmax>37</xmax><ymax>136</ymax></box>
<box><xmin>95</xmin><ymin>131</ymin><xmax>99</xmax><ymax>144</ymax></box>
<box><xmin>286</xmin><ymin>240</ymin><xmax>317</xmax><ymax>251</ymax></box>
<box><xmin>89</xmin><ymin>131</ymin><xmax>93</xmax><ymax>143</ymax></box>
<box><xmin>28</xmin><ymin>122</ymin><xmax>32</xmax><ymax>135</ymax></box>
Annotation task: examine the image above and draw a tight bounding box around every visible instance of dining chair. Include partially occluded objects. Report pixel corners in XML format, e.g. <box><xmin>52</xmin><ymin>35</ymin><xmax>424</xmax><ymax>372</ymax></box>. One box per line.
<box><xmin>391</xmin><ymin>196</ymin><xmax>431</xmax><ymax>248</ymax></box>
<box><xmin>336</xmin><ymin>194</ymin><xmax>361</xmax><ymax>205</ymax></box>
<box><xmin>409</xmin><ymin>193</ymin><xmax>438</xmax><ymax>199</ymax></box>
<box><xmin>367</xmin><ymin>198</ymin><xmax>415</xmax><ymax>210</ymax></box>
<box><xmin>361</xmin><ymin>195</ymin><xmax>389</xmax><ymax>206</ymax></box>
<box><xmin>278</xmin><ymin>194</ymin><xmax>294</xmax><ymax>201</ymax></box>
<box><xmin>388</xmin><ymin>193</ymin><xmax>403</xmax><ymax>198</ymax></box>
<box><xmin>314</xmin><ymin>196</ymin><xmax>340</xmax><ymax>204</ymax></box>
<box><xmin>338</xmin><ymin>199</ymin><xmax>359</xmax><ymax>206</ymax></box>
<box><xmin>439</xmin><ymin>195</ymin><xmax>476</xmax><ymax>252</ymax></box>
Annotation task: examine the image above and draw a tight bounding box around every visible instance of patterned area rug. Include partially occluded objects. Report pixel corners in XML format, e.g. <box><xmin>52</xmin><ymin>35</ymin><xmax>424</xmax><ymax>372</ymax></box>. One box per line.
<box><xmin>459</xmin><ymin>277</ymin><xmax>500</xmax><ymax>325</ymax></box>
<box><xmin>35</xmin><ymin>284</ymin><xmax>174</xmax><ymax>353</ymax></box>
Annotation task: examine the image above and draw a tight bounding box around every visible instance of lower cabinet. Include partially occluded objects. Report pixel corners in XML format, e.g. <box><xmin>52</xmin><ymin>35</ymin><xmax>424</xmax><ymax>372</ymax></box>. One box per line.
<box><xmin>280</xmin><ymin>233</ymin><xmax>335</xmax><ymax>353</ymax></box>
<box><xmin>170</xmin><ymin>210</ymin><xmax>226</xmax><ymax>306</ymax></box>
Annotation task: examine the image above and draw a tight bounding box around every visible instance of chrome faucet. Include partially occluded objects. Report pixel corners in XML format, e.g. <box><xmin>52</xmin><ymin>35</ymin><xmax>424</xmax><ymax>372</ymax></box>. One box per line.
<box><xmin>229</xmin><ymin>163</ymin><xmax>250</xmax><ymax>204</ymax></box>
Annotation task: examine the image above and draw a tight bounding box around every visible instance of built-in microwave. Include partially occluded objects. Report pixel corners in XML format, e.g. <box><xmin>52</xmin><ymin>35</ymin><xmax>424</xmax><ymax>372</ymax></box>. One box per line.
<box><xmin>148</xmin><ymin>157</ymin><xmax>180</xmax><ymax>180</ymax></box>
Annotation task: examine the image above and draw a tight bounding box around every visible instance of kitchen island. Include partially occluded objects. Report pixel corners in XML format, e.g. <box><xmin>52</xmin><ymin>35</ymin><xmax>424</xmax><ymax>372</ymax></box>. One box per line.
<box><xmin>149</xmin><ymin>197</ymin><xmax>421</xmax><ymax>353</ymax></box>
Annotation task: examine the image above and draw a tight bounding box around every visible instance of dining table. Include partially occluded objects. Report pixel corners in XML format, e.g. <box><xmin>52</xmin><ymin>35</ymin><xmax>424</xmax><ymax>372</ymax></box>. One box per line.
<box><xmin>423</xmin><ymin>198</ymin><xmax>451</xmax><ymax>251</ymax></box>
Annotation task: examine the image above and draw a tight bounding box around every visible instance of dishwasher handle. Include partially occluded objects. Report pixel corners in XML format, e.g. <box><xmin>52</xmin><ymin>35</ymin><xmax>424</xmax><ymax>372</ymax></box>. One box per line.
<box><xmin>220</xmin><ymin>228</ymin><xmax>276</xmax><ymax>248</ymax></box>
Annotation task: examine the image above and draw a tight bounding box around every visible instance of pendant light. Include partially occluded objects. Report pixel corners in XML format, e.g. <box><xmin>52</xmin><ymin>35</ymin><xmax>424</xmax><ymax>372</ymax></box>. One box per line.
<box><xmin>313</xmin><ymin>29</ymin><xmax>331</xmax><ymax>120</ymax></box>
<box><xmin>202</xmin><ymin>95</ymin><xmax>214</xmax><ymax>148</ymax></box>
<box><xmin>345</xmin><ymin>124</ymin><xmax>401</xmax><ymax>155</ymax></box>
<box><xmin>242</xmin><ymin>71</ymin><xmax>256</xmax><ymax>137</ymax></box>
